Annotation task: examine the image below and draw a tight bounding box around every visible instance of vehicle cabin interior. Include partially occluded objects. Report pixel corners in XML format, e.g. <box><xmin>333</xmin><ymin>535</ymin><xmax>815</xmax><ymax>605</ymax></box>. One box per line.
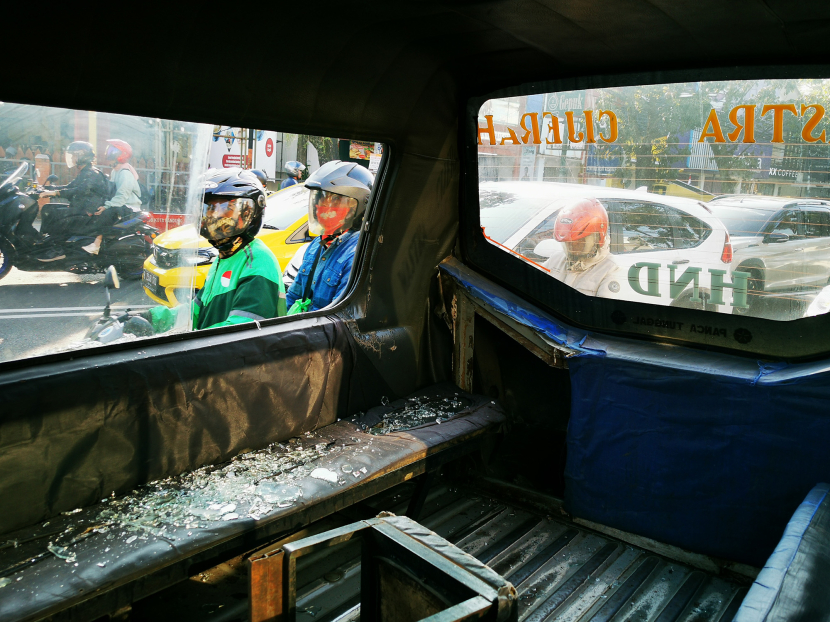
<box><xmin>2</xmin><ymin>2</ymin><xmax>830</xmax><ymax>622</ymax></box>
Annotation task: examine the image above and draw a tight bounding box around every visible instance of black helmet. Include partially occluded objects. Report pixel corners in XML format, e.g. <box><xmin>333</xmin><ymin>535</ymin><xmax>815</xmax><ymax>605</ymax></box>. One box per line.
<box><xmin>305</xmin><ymin>160</ymin><xmax>374</xmax><ymax>237</ymax></box>
<box><xmin>66</xmin><ymin>141</ymin><xmax>95</xmax><ymax>168</ymax></box>
<box><xmin>249</xmin><ymin>169</ymin><xmax>268</xmax><ymax>187</ymax></box>
<box><xmin>200</xmin><ymin>168</ymin><xmax>266</xmax><ymax>257</ymax></box>
<box><xmin>285</xmin><ymin>160</ymin><xmax>305</xmax><ymax>178</ymax></box>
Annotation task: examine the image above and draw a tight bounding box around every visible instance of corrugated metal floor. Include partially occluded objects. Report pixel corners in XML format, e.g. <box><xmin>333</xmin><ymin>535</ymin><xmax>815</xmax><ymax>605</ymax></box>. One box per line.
<box><xmin>294</xmin><ymin>483</ymin><xmax>750</xmax><ymax>622</ymax></box>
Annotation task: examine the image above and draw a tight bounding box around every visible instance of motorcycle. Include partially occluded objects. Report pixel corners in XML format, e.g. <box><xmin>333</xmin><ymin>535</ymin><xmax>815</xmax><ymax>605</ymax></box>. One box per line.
<box><xmin>87</xmin><ymin>266</ymin><xmax>154</xmax><ymax>343</ymax></box>
<box><xmin>0</xmin><ymin>162</ymin><xmax>159</xmax><ymax>282</ymax></box>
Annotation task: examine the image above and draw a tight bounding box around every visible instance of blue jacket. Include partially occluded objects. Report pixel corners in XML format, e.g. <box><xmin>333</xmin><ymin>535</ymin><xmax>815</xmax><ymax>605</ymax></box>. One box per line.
<box><xmin>286</xmin><ymin>231</ymin><xmax>359</xmax><ymax>311</ymax></box>
<box><xmin>280</xmin><ymin>177</ymin><xmax>299</xmax><ymax>190</ymax></box>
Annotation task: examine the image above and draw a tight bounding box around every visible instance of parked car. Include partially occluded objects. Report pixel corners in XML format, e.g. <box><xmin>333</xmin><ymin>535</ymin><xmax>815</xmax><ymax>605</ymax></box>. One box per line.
<box><xmin>481</xmin><ymin>181</ymin><xmax>735</xmax><ymax>310</ymax></box>
<box><xmin>142</xmin><ymin>183</ymin><xmax>314</xmax><ymax>307</ymax></box>
<box><xmin>707</xmin><ymin>196</ymin><xmax>830</xmax><ymax>309</ymax></box>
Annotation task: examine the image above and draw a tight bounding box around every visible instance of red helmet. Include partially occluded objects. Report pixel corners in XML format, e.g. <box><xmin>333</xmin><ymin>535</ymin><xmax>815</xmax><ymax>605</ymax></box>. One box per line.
<box><xmin>554</xmin><ymin>198</ymin><xmax>608</xmax><ymax>246</ymax></box>
<box><xmin>105</xmin><ymin>139</ymin><xmax>133</xmax><ymax>164</ymax></box>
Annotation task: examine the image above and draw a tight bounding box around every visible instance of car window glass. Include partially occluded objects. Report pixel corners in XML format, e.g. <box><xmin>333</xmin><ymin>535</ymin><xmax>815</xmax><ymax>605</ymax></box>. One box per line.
<box><xmin>672</xmin><ymin>209</ymin><xmax>712</xmax><ymax>249</ymax></box>
<box><xmin>263</xmin><ymin>184</ymin><xmax>309</xmax><ymax>230</ymax></box>
<box><xmin>0</xmin><ymin>100</ymin><xmax>384</xmax><ymax>365</ymax></box>
<box><xmin>476</xmin><ymin>78</ymin><xmax>830</xmax><ymax>322</ymax></box>
<box><xmin>804</xmin><ymin>210</ymin><xmax>830</xmax><ymax>238</ymax></box>
<box><xmin>771</xmin><ymin>211</ymin><xmax>799</xmax><ymax>236</ymax></box>
<box><xmin>513</xmin><ymin>208</ymin><xmax>562</xmax><ymax>260</ymax></box>
<box><xmin>613</xmin><ymin>202</ymin><xmax>674</xmax><ymax>253</ymax></box>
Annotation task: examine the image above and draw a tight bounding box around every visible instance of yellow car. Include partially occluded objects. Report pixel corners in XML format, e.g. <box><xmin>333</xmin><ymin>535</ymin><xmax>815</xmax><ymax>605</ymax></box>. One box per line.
<box><xmin>142</xmin><ymin>183</ymin><xmax>313</xmax><ymax>307</ymax></box>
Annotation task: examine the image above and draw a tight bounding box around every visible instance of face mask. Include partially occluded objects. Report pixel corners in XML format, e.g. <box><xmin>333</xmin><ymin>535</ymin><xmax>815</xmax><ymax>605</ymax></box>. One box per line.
<box><xmin>309</xmin><ymin>190</ymin><xmax>357</xmax><ymax>236</ymax></box>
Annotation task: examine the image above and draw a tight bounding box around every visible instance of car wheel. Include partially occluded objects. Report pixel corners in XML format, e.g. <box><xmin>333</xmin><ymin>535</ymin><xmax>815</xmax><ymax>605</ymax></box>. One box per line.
<box><xmin>116</xmin><ymin>252</ymin><xmax>148</xmax><ymax>280</ymax></box>
<box><xmin>0</xmin><ymin>237</ymin><xmax>15</xmax><ymax>281</ymax></box>
<box><xmin>733</xmin><ymin>269</ymin><xmax>763</xmax><ymax>315</ymax></box>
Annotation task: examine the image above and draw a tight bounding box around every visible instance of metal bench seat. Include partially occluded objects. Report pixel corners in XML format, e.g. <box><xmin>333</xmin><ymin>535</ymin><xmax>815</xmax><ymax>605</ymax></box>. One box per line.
<box><xmin>0</xmin><ymin>384</ymin><xmax>506</xmax><ymax>622</ymax></box>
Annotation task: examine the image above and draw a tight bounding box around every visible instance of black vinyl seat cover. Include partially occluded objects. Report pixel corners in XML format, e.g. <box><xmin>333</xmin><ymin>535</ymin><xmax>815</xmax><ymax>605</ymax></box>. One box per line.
<box><xmin>0</xmin><ymin>384</ymin><xmax>506</xmax><ymax>622</ymax></box>
<box><xmin>735</xmin><ymin>483</ymin><xmax>830</xmax><ymax>622</ymax></box>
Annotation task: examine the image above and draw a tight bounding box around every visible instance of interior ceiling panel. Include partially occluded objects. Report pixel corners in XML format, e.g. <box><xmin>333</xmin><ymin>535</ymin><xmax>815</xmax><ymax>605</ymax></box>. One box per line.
<box><xmin>2</xmin><ymin>0</ymin><xmax>829</xmax><ymax>152</ymax></box>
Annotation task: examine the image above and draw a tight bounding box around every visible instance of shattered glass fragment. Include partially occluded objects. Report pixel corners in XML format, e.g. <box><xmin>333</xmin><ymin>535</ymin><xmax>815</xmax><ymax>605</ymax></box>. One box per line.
<box><xmin>47</xmin><ymin>543</ymin><xmax>76</xmax><ymax>563</ymax></box>
<box><xmin>310</xmin><ymin>468</ymin><xmax>338</xmax><ymax>483</ymax></box>
<box><xmin>86</xmin><ymin>434</ymin><xmax>337</xmax><ymax>541</ymax></box>
<box><xmin>366</xmin><ymin>394</ymin><xmax>471</xmax><ymax>435</ymax></box>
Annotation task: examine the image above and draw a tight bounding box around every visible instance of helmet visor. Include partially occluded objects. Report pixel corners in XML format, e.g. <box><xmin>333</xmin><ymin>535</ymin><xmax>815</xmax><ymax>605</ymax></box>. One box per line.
<box><xmin>200</xmin><ymin>197</ymin><xmax>256</xmax><ymax>242</ymax></box>
<box><xmin>65</xmin><ymin>152</ymin><xmax>76</xmax><ymax>168</ymax></box>
<box><xmin>105</xmin><ymin>145</ymin><xmax>121</xmax><ymax>160</ymax></box>
<box><xmin>565</xmin><ymin>233</ymin><xmax>599</xmax><ymax>259</ymax></box>
<box><xmin>308</xmin><ymin>189</ymin><xmax>358</xmax><ymax>236</ymax></box>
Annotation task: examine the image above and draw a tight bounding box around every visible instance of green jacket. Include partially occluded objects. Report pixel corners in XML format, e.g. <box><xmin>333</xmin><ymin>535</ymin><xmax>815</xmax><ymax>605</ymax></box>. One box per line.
<box><xmin>149</xmin><ymin>239</ymin><xmax>286</xmax><ymax>332</ymax></box>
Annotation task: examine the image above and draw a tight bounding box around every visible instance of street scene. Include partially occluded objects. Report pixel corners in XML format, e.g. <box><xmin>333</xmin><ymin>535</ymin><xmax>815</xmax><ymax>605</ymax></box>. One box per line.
<box><xmin>479</xmin><ymin>78</ymin><xmax>830</xmax><ymax>321</ymax></box>
<box><xmin>0</xmin><ymin>100</ymin><xmax>383</xmax><ymax>364</ymax></box>
<box><xmin>0</xmin><ymin>268</ymin><xmax>150</xmax><ymax>361</ymax></box>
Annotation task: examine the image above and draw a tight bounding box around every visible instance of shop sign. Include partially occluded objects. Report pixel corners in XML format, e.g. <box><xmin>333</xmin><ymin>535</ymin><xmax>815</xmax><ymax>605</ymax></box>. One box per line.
<box><xmin>699</xmin><ymin>104</ymin><xmax>829</xmax><ymax>144</ymax></box>
<box><xmin>477</xmin><ymin>110</ymin><xmax>618</xmax><ymax>146</ymax></box>
<box><xmin>769</xmin><ymin>167</ymin><xmax>799</xmax><ymax>178</ymax></box>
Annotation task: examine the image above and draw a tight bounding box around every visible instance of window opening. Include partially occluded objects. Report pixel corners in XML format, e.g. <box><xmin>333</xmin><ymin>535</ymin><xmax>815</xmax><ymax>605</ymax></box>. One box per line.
<box><xmin>475</xmin><ymin>79</ymin><xmax>830</xmax><ymax>323</ymax></box>
<box><xmin>0</xmin><ymin>100</ymin><xmax>384</xmax><ymax>364</ymax></box>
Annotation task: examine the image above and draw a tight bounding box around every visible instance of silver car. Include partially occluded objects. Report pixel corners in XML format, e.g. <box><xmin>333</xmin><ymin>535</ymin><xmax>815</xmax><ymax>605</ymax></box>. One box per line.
<box><xmin>707</xmin><ymin>196</ymin><xmax>830</xmax><ymax>310</ymax></box>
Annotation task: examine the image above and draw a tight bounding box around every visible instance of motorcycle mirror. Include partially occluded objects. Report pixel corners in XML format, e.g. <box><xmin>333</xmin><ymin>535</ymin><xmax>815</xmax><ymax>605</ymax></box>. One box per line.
<box><xmin>104</xmin><ymin>265</ymin><xmax>121</xmax><ymax>290</ymax></box>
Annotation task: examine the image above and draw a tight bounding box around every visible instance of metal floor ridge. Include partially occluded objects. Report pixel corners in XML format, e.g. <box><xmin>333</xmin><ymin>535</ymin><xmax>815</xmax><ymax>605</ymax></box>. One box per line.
<box><xmin>291</xmin><ymin>482</ymin><xmax>750</xmax><ymax>622</ymax></box>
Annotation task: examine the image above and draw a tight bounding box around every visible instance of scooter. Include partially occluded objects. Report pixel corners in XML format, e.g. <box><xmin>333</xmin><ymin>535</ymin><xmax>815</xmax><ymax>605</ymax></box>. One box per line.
<box><xmin>86</xmin><ymin>266</ymin><xmax>154</xmax><ymax>343</ymax></box>
<box><xmin>0</xmin><ymin>162</ymin><xmax>159</xmax><ymax>282</ymax></box>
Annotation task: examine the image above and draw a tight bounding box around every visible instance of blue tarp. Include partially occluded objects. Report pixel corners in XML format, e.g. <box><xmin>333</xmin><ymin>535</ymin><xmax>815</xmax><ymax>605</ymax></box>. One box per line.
<box><xmin>440</xmin><ymin>258</ymin><xmax>830</xmax><ymax>566</ymax></box>
<box><xmin>565</xmin><ymin>354</ymin><xmax>830</xmax><ymax>566</ymax></box>
<box><xmin>735</xmin><ymin>483</ymin><xmax>830</xmax><ymax>621</ymax></box>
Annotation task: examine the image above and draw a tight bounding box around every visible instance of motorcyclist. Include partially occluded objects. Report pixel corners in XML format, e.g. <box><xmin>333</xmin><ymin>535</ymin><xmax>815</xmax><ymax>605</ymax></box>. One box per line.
<box><xmin>79</xmin><ymin>139</ymin><xmax>143</xmax><ymax>255</ymax></box>
<box><xmin>541</xmin><ymin>197</ymin><xmax>619</xmax><ymax>297</ymax></box>
<box><xmin>134</xmin><ymin>168</ymin><xmax>286</xmax><ymax>334</ymax></box>
<box><xmin>249</xmin><ymin>169</ymin><xmax>269</xmax><ymax>188</ymax></box>
<box><xmin>285</xmin><ymin>160</ymin><xmax>373</xmax><ymax>313</ymax></box>
<box><xmin>37</xmin><ymin>141</ymin><xmax>110</xmax><ymax>261</ymax></box>
<box><xmin>279</xmin><ymin>160</ymin><xmax>305</xmax><ymax>190</ymax></box>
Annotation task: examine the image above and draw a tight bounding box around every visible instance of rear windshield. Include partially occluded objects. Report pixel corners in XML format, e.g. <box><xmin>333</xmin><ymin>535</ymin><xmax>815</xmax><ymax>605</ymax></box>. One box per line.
<box><xmin>474</xmin><ymin>78</ymin><xmax>830</xmax><ymax>324</ymax></box>
<box><xmin>707</xmin><ymin>206</ymin><xmax>772</xmax><ymax>237</ymax></box>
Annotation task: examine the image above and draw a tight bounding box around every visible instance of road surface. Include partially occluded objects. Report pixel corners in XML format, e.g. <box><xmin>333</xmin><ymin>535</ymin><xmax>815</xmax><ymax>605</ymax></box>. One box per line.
<box><xmin>0</xmin><ymin>268</ymin><xmax>155</xmax><ymax>363</ymax></box>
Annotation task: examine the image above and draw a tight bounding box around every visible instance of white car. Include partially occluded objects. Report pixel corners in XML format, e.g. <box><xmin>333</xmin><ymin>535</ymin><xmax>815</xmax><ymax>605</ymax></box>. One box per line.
<box><xmin>480</xmin><ymin>181</ymin><xmax>738</xmax><ymax>311</ymax></box>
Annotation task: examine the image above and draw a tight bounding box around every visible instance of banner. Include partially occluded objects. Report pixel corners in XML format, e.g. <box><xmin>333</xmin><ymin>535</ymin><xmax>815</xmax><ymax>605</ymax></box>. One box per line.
<box><xmin>253</xmin><ymin>130</ymin><xmax>277</xmax><ymax>179</ymax></box>
<box><xmin>209</xmin><ymin>126</ymin><xmax>241</xmax><ymax>169</ymax></box>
